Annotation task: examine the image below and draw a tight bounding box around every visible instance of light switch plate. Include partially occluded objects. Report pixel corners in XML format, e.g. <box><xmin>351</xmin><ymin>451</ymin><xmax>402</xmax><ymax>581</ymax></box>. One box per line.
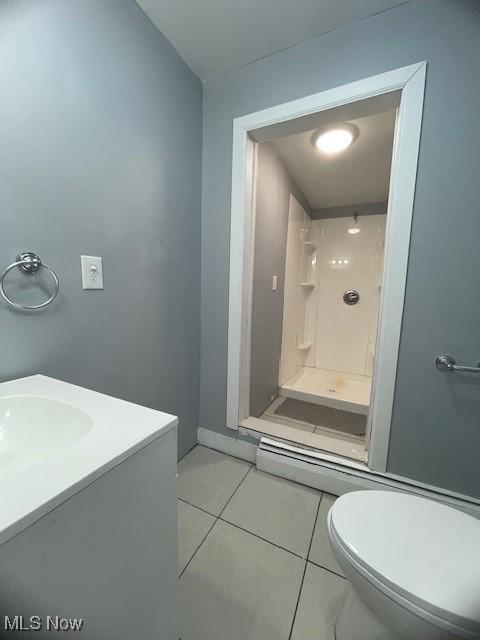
<box><xmin>81</xmin><ymin>255</ymin><xmax>103</xmax><ymax>290</ymax></box>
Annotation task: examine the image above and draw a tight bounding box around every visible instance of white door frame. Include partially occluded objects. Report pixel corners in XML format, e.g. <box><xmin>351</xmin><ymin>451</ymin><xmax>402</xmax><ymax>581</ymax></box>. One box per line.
<box><xmin>226</xmin><ymin>62</ymin><xmax>426</xmax><ymax>473</ymax></box>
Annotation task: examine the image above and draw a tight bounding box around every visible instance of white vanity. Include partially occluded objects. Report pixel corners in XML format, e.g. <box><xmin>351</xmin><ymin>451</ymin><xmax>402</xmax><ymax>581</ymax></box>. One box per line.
<box><xmin>0</xmin><ymin>375</ymin><xmax>178</xmax><ymax>639</ymax></box>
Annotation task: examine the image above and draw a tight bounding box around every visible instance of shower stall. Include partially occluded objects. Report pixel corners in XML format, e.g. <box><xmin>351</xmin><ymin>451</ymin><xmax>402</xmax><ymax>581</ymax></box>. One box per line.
<box><xmin>278</xmin><ymin>195</ymin><xmax>386</xmax><ymax>417</ymax></box>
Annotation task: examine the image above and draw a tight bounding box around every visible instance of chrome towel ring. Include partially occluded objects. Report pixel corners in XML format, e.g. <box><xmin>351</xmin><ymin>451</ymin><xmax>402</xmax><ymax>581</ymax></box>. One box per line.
<box><xmin>0</xmin><ymin>251</ymin><xmax>59</xmax><ymax>310</ymax></box>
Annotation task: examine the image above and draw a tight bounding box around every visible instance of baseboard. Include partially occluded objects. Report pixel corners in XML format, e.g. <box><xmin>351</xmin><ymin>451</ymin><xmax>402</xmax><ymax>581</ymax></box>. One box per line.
<box><xmin>197</xmin><ymin>427</ymin><xmax>257</xmax><ymax>463</ymax></box>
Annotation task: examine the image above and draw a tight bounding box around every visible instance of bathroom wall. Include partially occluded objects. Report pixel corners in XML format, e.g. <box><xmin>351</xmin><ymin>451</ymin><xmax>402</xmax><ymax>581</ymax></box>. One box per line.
<box><xmin>200</xmin><ymin>0</ymin><xmax>480</xmax><ymax>498</ymax></box>
<box><xmin>250</xmin><ymin>144</ymin><xmax>311</xmax><ymax>417</ymax></box>
<box><xmin>0</xmin><ymin>0</ymin><xmax>202</xmax><ymax>458</ymax></box>
<box><xmin>309</xmin><ymin>215</ymin><xmax>386</xmax><ymax>377</ymax></box>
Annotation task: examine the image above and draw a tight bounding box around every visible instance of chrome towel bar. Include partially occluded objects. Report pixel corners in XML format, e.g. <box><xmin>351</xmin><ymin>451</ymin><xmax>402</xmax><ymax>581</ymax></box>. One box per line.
<box><xmin>0</xmin><ymin>251</ymin><xmax>59</xmax><ymax>310</ymax></box>
<box><xmin>435</xmin><ymin>354</ymin><xmax>480</xmax><ymax>374</ymax></box>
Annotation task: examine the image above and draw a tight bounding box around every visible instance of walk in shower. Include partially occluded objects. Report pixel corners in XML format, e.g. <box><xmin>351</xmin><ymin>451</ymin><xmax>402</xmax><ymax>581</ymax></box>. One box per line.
<box><xmin>278</xmin><ymin>201</ymin><xmax>386</xmax><ymax>417</ymax></box>
<box><xmin>245</xmin><ymin>98</ymin><xmax>397</xmax><ymax>460</ymax></box>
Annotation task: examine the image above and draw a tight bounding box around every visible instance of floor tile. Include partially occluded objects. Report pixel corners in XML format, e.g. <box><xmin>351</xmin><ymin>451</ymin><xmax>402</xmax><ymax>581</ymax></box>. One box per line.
<box><xmin>263</xmin><ymin>396</ymin><xmax>286</xmax><ymax>413</ymax></box>
<box><xmin>179</xmin><ymin>520</ymin><xmax>305</xmax><ymax>640</ymax></box>
<box><xmin>242</xmin><ymin>416</ymin><xmax>332</xmax><ymax>449</ymax></box>
<box><xmin>177</xmin><ymin>446</ymin><xmax>251</xmax><ymax>516</ymax></box>
<box><xmin>290</xmin><ymin>562</ymin><xmax>348</xmax><ymax>640</ymax></box>
<box><xmin>222</xmin><ymin>468</ymin><xmax>320</xmax><ymax>556</ymax></box>
<box><xmin>178</xmin><ymin>500</ymin><xmax>215</xmax><ymax>575</ymax></box>
<box><xmin>314</xmin><ymin>425</ymin><xmax>364</xmax><ymax>445</ymax></box>
<box><xmin>334</xmin><ymin>437</ymin><xmax>368</xmax><ymax>462</ymax></box>
<box><xmin>309</xmin><ymin>493</ymin><xmax>344</xmax><ymax>576</ymax></box>
<box><xmin>311</xmin><ymin>429</ymin><xmax>344</xmax><ymax>452</ymax></box>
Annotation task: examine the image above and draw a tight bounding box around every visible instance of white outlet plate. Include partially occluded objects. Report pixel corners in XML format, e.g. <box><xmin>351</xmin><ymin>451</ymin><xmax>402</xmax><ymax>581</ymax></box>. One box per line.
<box><xmin>81</xmin><ymin>255</ymin><xmax>103</xmax><ymax>290</ymax></box>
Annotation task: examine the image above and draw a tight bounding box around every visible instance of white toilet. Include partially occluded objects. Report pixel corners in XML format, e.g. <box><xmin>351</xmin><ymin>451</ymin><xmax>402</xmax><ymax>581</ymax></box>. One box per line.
<box><xmin>327</xmin><ymin>491</ymin><xmax>480</xmax><ymax>640</ymax></box>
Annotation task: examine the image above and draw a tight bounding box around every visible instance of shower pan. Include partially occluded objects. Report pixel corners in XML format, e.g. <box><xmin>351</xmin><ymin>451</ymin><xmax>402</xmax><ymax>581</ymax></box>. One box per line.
<box><xmin>280</xmin><ymin>367</ymin><xmax>371</xmax><ymax>414</ymax></box>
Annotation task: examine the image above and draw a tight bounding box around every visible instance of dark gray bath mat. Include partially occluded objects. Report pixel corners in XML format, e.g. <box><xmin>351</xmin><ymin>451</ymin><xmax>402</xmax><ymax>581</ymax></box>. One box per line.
<box><xmin>274</xmin><ymin>398</ymin><xmax>319</xmax><ymax>425</ymax></box>
<box><xmin>316</xmin><ymin>404</ymin><xmax>366</xmax><ymax>436</ymax></box>
<box><xmin>274</xmin><ymin>398</ymin><xmax>367</xmax><ymax>436</ymax></box>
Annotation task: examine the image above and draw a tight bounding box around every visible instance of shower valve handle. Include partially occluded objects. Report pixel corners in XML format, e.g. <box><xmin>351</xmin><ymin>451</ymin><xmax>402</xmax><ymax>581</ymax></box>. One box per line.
<box><xmin>343</xmin><ymin>290</ymin><xmax>360</xmax><ymax>305</ymax></box>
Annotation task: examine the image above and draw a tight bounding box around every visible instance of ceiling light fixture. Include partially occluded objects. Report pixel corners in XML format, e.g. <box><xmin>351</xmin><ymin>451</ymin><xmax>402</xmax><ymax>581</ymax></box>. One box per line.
<box><xmin>312</xmin><ymin>123</ymin><xmax>358</xmax><ymax>154</ymax></box>
<box><xmin>348</xmin><ymin>213</ymin><xmax>361</xmax><ymax>235</ymax></box>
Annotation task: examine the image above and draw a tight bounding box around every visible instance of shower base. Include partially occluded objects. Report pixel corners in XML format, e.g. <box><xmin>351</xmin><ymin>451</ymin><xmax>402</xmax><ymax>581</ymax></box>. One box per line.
<box><xmin>280</xmin><ymin>366</ymin><xmax>371</xmax><ymax>415</ymax></box>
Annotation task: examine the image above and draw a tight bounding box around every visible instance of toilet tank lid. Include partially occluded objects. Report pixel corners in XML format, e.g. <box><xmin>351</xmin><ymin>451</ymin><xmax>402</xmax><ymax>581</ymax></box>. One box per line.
<box><xmin>329</xmin><ymin>491</ymin><xmax>480</xmax><ymax>632</ymax></box>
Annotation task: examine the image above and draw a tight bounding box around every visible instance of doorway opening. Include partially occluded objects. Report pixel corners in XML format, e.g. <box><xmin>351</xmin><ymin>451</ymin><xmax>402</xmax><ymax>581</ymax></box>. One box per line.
<box><xmin>252</xmin><ymin>101</ymin><xmax>395</xmax><ymax>462</ymax></box>
<box><xmin>227</xmin><ymin>64</ymin><xmax>426</xmax><ymax>472</ymax></box>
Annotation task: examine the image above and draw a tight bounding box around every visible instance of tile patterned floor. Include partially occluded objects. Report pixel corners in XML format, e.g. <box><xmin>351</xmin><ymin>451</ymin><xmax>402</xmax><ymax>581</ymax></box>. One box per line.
<box><xmin>178</xmin><ymin>445</ymin><xmax>348</xmax><ymax>640</ymax></box>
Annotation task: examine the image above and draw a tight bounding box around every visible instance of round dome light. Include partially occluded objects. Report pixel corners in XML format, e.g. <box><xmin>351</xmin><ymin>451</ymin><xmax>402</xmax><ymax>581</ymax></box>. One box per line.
<box><xmin>312</xmin><ymin>124</ymin><xmax>358</xmax><ymax>154</ymax></box>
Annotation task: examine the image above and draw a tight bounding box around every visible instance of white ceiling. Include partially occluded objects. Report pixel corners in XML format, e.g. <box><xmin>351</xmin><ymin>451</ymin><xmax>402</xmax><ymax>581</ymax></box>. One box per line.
<box><xmin>270</xmin><ymin>109</ymin><xmax>396</xmax><ymax>210</ymax></box>
<box><xmin>136</xmin><ymin>0</ymin><xmax>408</xmax><ymax>78</ymax></box>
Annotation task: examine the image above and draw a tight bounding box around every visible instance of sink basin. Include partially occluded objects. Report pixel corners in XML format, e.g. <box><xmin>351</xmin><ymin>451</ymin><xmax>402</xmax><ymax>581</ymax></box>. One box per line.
<box><xmin>0</xmin><ymin>395</ymin><xmax>92</xmax><ymax>471</ymax></box>
<box><xmin>0</xmin><ymin>375</ymin><xmax>177</xmax><ymax>547</ymax></box>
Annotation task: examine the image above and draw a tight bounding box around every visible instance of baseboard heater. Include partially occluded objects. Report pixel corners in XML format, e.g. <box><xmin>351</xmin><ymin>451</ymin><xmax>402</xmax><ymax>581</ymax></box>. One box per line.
<box><xmin>258</xmin><ymin>436</ymin><xmax>367</xmax><ymax>471</ymax></box>
<box><xmin>256</xmin><ymin>437</ymin><xmax>480</xmax><ymax>517</ymax></box>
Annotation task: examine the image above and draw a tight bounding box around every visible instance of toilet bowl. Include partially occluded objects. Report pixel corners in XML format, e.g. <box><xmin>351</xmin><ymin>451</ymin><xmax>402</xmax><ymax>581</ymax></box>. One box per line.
<box><xmin>327</xmin><ymin>491</ymin><xmax>480</xmax><ymax>640</ymax></box>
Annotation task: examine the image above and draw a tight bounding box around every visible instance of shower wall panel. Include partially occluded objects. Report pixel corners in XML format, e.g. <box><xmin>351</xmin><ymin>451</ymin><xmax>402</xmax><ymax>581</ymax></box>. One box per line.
<box><xmin>278</xmin><ymin>195</ymin><xmax>312</xmax><ymax>385</ymax></box>
<box><xmin>309</xmin><ymin>214</ymin><xmax>386</xmax><ymax>376</ymax></box>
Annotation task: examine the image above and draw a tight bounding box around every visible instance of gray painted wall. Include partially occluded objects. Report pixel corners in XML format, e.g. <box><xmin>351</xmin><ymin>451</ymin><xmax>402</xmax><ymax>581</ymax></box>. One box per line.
<box><xmin>250</xmin><ymin>143</ymin><xmax>311</xmax><ymax>417</ymax></box>
<box><xmin>200</xmin><ymin>0</ymin><xmax>480</xmax><ymax>498</ymax></box>
<box><xmin>0</xmin><ymin>0</ymin><xmax>202</xmax><ymax>458</ymax></box>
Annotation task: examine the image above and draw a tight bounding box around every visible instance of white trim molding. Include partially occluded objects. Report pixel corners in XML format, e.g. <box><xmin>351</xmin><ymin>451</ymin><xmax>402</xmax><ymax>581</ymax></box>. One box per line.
<box><xmin>226</xmin><ymin>62</ymin><xmax>427</xmax><ymax>475</ymax></box>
